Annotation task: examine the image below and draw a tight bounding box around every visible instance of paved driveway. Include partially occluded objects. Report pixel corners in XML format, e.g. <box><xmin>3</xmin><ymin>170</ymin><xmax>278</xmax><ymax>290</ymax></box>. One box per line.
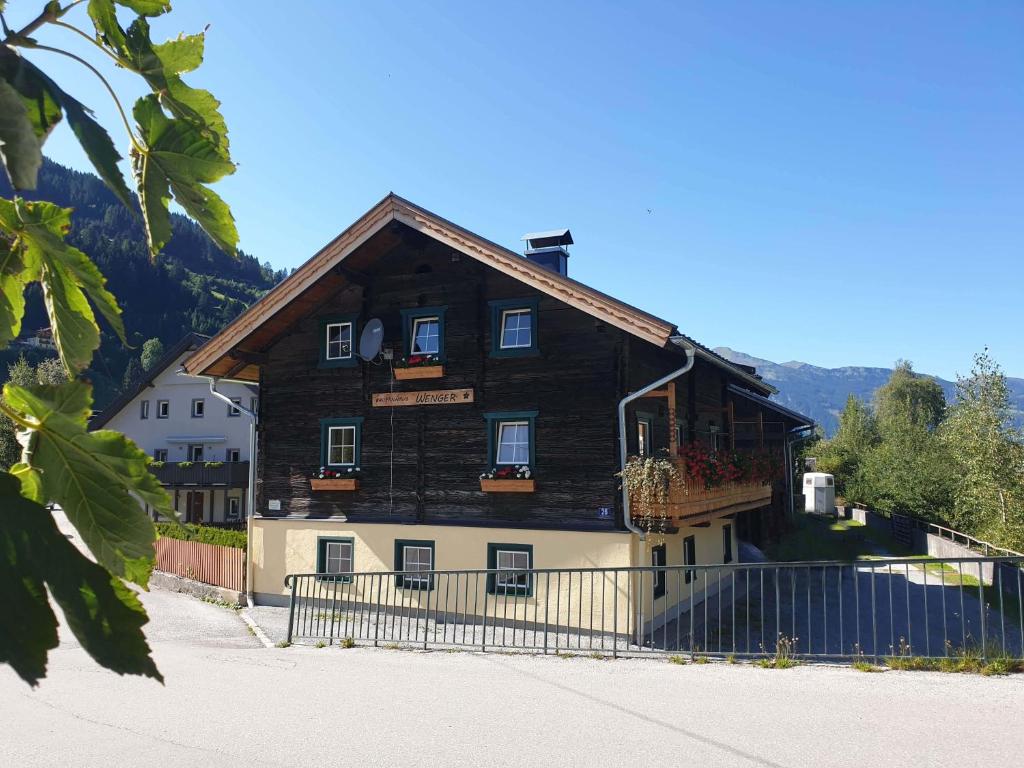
<box><xmin>3</xmin><ymin>586</ymin><xmax>1024</xmax><ymax>767</ymax></box>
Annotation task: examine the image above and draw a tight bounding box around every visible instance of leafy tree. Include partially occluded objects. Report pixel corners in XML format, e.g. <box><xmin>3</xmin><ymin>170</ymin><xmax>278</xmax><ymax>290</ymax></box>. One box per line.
<box><xmin>942</xmin><ymin>350</ymin><xmax>1024</xmax><ymax>551</ymax></box>
<box><xmin>874</xmin><ymin>360</ymin><xmax>946</xmax><ymax>432</ymax></box>
<box><xmin>0</xmin><ymin>0</ymin><xmax>237</xmax><ymax>685</ymax></box>
<box><xmin>121</xmin><ymin>354</ymin><xmax>142</xmax><ymax>390</ymax></box>
<box><xmin>139</xmin><ymin>336</ymin><xmax>162</xmax><ymax>370</ymax></box>
<box><xmin>0</xmin><ymin>354</ymin><xmax>65</xmax><ymax>468</ymax></box>
<box><xmin>812</xmin><ymin>394</ymin><xmax>878</xmax><ymax>498</ymax></box>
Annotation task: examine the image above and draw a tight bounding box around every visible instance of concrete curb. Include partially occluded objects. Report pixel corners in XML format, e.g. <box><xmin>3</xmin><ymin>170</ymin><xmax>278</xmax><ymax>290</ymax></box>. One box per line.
<box><xmin>149</xmin><ymin>570</ymin><xmax>245</xmax><ymax>606</ymax></box>
<box><xmin>240</xmin><ymin>609</ymin><xmax>276</xmax><ymax>648</ymax></box>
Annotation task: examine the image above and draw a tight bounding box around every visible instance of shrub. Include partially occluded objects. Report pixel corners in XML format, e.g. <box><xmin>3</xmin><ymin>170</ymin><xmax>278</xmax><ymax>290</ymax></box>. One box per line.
<box><xmin>155</xmin><ymin>522</ymin><xmax>247</xmax><ymax>550</ymax></box>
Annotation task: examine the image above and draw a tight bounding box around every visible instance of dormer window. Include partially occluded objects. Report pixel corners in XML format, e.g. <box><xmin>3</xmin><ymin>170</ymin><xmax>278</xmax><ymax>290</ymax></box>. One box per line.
<box><xmin>489</xmin><ymin>299</ymin><xmax>539</xmax><ymax>357</ymax></box>
<box><xmin>400</xmin><ymin>307</ymin><xmax>446</xmax><ymax>362</ymax></box>
<box><xmin>318</xmin><ymin>315</ymin><xmax>358</xmax><ymax>368</ymax></box>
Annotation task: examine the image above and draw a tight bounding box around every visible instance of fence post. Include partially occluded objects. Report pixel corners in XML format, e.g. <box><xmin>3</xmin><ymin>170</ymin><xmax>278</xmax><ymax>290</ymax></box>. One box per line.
<box><xmin>481</xmin><ymin>579</ymin><xmax>489</xmax><ymax>652</ymax></box>
<box><xmin>373</xmin><ymin>574</ymin><xmax>383</xmax><ymax>648</ymax></box>
<box><xmin>286</xmin><ymin>575</ymin><xmax>297</xmax><ymax>644</ymax></box>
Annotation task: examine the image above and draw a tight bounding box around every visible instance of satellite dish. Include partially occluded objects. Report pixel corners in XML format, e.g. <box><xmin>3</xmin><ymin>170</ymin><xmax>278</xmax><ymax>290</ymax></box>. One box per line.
<box><xmin>358</xmin><ymin>318</ymin><xmax>384</xmax><ymax>360</ymax></box>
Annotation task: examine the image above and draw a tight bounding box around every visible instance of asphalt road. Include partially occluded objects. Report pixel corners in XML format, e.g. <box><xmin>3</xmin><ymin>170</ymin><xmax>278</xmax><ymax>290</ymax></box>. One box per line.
<box><xmin>3</xmin><ymin>586</ymin><xmax>1024</xmax><ymax>768</ymax></box>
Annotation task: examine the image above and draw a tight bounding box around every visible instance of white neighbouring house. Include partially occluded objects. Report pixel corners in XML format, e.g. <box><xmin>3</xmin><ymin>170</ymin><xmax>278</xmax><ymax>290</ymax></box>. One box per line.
<box><xmin>90</xmin><ymin>333</ymin><xmax>257</xmax><ymax>523</ymax></box>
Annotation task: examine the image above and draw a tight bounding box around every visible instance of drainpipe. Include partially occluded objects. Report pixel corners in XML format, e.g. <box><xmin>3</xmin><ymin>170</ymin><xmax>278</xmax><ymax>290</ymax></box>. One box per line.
<box><xmin>618</xmin><ymin>340</ymin><xmax>695</xmax><ymax>541</ymax></box>
<box><xmin>205</xmin><ymin>376</ymin><xmax>258</xmax><ymax>608</ymax></box>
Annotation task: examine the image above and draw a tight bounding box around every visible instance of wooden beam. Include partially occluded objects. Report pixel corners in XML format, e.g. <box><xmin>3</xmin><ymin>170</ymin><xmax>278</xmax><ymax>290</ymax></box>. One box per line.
<box><xmin>637</xmin><ymin>388</ymin><xmax>671</xmax><ymax>399</ymax></box>
<box><xmin>229</xmin><ymin>348</ymin><xmax>269</xmax><ymax>365</ymax></box>
<box><xmin>223</xmin><ymin>358</ymin><xmax>250</xmax><ymax>379</ymax></box>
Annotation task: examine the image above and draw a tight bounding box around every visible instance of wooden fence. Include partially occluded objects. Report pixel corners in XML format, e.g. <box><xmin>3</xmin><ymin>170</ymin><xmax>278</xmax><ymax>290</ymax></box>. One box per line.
<box><xmin>155</xmin><ymin>538</ymin><xmax>245</xmax><ymax>592</ymax></box>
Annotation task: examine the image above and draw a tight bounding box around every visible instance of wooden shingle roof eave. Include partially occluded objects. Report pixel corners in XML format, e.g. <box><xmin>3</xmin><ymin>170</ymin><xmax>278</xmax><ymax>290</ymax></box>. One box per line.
<box><xmin>182</xmin><ymin>193</ymin><xmax>678</xmax><ymax>380</ymax></box>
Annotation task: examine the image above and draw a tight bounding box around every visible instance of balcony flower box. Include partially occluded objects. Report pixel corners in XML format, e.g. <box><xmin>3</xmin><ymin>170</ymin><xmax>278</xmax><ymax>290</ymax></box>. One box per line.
<box><xmin>311</xmin><ymin>478</ymin><xmax>359</xmax><ymax>491</ymax></box>
<box><xmin>311</xmin><ymin>467</ymin><xmax>360</xmax><ymax>491</ymax></box>
<box><xmin>394</xmin><ymin>365</ymin><xmax>444</xmax><ymax>380</ymax></box>
<box><xmin>480</xmin><ymin>465</ymin><xmax>534</xmax><ymax>492</ymax></box>
<box><xmin>394</xmin><ymin>354</ymin><xmax>443</xmax><ymax>380</ymax></box>
<box><xmin>480</xmin><ymin>478</ymin><xmax>535</xmax><ymax>493</ymax></box>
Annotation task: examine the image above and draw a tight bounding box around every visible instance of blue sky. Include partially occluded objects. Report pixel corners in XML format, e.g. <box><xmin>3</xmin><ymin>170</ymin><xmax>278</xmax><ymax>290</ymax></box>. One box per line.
<box><xmin>14</xmin><ymin>1</ymin><xmax>1024</xmax><ymax>380</ymax></box>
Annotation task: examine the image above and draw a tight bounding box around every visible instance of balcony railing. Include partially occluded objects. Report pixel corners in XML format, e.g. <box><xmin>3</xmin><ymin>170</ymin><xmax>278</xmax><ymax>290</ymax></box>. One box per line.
<box><xmin>150</xmin><ymin>461</ymin><xmax>250</xmax><ymax>488</ymax></box>
<box><xmin>632</xmin><ymin>457</ymin><xmax>773</xmax><ymax>526</ymax></box>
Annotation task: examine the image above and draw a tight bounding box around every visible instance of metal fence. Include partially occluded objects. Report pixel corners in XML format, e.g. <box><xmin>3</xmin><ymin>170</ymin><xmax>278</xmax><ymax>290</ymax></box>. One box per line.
<box><xmin>285</xmin><ymin>556</ymin><xmax>1024</xmax><ymax>661</ymax></box>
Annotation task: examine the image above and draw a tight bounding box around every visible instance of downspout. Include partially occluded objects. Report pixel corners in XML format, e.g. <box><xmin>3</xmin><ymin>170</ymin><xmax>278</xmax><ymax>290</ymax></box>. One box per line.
<box><xmin>205</xmin><ymin>376</ymin><xmax>258</xmax><ymax>608</ymax></box>
<box><xmin>618</xmin><ymin>340</ymin><xmax>695</xmax><ymax>541</ymax></box>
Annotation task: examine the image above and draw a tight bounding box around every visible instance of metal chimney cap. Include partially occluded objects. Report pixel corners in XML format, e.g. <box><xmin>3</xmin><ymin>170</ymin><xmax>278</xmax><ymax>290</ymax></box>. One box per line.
<box><xmin>521</xmin><ymin>228</ymin><xmax>573</xmax><ymax>249</ymax></box>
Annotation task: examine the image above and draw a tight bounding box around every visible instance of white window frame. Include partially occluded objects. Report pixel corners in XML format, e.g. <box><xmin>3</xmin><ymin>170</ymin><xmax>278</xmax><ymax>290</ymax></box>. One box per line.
<box><xmin>498</xmin><ymin>308</ymin><xmax>533</xmax><ymax>350</ymax></box>
<box><xmin>227</xmin><ymin>497</ymin><xmax>241</xmax><ymax>519</ymax></box>
<box><xmin>191</xmin><ymin>398</ymin><xmax>205</xmax><ymax>418</ymax></box>
<box><xmin>325</xmin><ymin>322</ymin><xmax>353</xmax><ymax>361</ymax></box>
<box><xmin>227</xmin><ymin>397</ymin><xmax>242</xmax><ymax>417</ymax></box>
<box><xmin>495</xmin><ymin>549</ymin><xmax>530</xmax><ymax>589</ymax></box>
<box><xmin>250</xmin><ymin>397</ymin><xmax>258</xmax><ymax>415</ymax></box>
<box><xmin>156</xmin><ymin>400</ymin><xmax>169</xmax><ymax>419</ymax></box>
<box><xmin>496</xmin><ymin>420</ymin><xmax>530</xmax><ymax>465</ymax></box>
<box><xmin>226</xmin><ymin>448</ymin><xmax>241</xmax><ymax>462</ymax></box>
<box><xmin>637</xmin><ymin>418</ymin><xmax>652</xmax><ymax>457</ymax></box>
<box><xmin>153</xmin><ymin>449</ymin><xmax>168</xmax><ymax>462</ymax></box>
<box><xmin>324</xmin><ymin>541</ymin><xmax>353</xmax><ymax>575</ymax></box>
<box><xmin>187</xmin><ymin>444</ymin><xmax>204</xmax><ymax>462</ymax></box>
<box><xmin>402</xmin><ymin>545</ymin><xmax>433</xmax><ymax>588</ymax></box>
<box><xmin>327</xmin><ymin>425</ymin><xmax>356</xmax><ymax>467</ymax></box>
<box><xmin>410</xmin><ymin>316</ymin><xmax>440</xmax><ymax>355</ymax></box>
<box><xmin>140</xmin><ymin>400</ymin><xmax>149</xmax><ymax>419</ymax></box>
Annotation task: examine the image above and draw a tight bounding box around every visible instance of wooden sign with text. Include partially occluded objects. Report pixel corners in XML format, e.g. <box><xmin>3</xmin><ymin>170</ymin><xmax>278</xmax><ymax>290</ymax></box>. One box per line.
<box><xmin>372</xmin><ymin>388</ymin><xmax>475</xmax><ymax>407</ymax></box>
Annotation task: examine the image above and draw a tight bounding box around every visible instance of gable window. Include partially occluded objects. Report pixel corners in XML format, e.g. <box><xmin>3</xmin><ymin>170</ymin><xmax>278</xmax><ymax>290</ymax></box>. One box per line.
<box><xmin>723</xmin><ymin>524</ymin><xmax>733</xmax><ymax>564</ymax></box>
<box><xmin>484</xmin><ymin>411</ymin><xmax>537</xmax><ymax>468</ymax></box>
<box><xmin>320</xmin><ymin>417</ymin><xmax>363</xmax><ymax>468</ymax></box>
<box><xmin>400</xmin><ymin>307</ymin><xmax>447</xmax><ymax>361</ymax></box>
<box><xmin>486</xmin><ymin>543</ymin><xmax>533</xmax><ymax>595</ymax></box>
<box><xmin>227</xmin><ymin>448</ymin><xmax>241</xmax><ymax>462</ymax></box>
<box><xmin>317</xmin><ymin>537</ymin><xmax>354</xmax><ymax>582</ymax></box>
<box><xmin>153</xmin><ymin>449</ymin><xmax>168</xmax><ymax>462</ymax></box>
<box><xmin>637</xmin><ymin>414</ymin><xmax>653</xmax><ymax>457</ymax></box>
<box><xmin>683</xmin><ymin>535</ymin><xmax>696</xmax><ymax>584</ymax></box>
<box><xmin>191</xmin><ymin>398</ymin><xmax>205</xmax><ymax>418</ymax></box>
<box><xmin>156</xmin><ymin>400</ymin><xmax>169</xmax><ymax>419</ymax></box>
<box><xmin>140</xmin><ymin>400</ymin><xmax>149</xmax><ymax>420</ymax></box>
<box><xmin>318</xmin><ymin>315</ymin><xmax>358</xmax><ymax>368</ymax></box>
<box><xmin>489</xmin><ymin>299</ymin><xmax>539</xmax><ymax>357</ymax></box>
<box><xmin>395</xmin><ymin>539</ymin><xmax>435</xmax><ymax>590</ymax></box>
<box><xmin>227</xmin><ymin>397</ymin><xmax>242</xmax><ymax>417</ymax></box>
<box><xmin>652</xmin><ymin>544</ymin><xmax>667</xmax><ymax>598</ymax></box>
<box><xmin>187</xmin><ymin>444</ymin><xmax>204</xmax><ymax>462</ymax></box>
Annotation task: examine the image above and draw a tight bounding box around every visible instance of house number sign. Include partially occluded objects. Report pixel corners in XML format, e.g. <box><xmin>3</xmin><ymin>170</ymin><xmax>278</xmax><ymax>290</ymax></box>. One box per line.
<box><xmin>371</xmin><ymin>388</ymin><xmax>475</xmax><ymax>407</ymax></box>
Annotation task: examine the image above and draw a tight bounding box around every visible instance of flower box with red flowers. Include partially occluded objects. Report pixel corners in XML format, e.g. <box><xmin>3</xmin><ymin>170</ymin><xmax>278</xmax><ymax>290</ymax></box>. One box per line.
<box><xmin>310</xmin><ymin>466</ymin><xmax>360</xmax><ymax>491</ymax></box>
<box><xmin>479</xmin><ymin>465</ymin><xmax>535</xmax><ymax>492</ymax></box>
<box><xmin>393</xmin><ymin>354</ymin><xmax>443</xmax><ymax>380</ymax></box>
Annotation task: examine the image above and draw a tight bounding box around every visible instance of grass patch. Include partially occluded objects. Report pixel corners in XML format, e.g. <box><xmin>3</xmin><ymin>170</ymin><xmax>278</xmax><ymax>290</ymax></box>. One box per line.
<box><xmin>765</xmin><ymin>514</ymin><xmax>908</xmax><ymax>562</ymax></box>
<box><xmin>668</xmin><ymin>655</ymin><xmax>687</xmax><ymax>665</ymax></box>
<box><xmin>726</xmin><ymin>654</ymin><xmax>737</xmax><ymax>664</ymax></box>
<box><xmin>340</xmin><ymin>637</ymin><xmax>355</xmax><ymax>649</ymax></box>
<box><xmin>692</xmin><ymin>655</ymin><xmax>711</xmax><ymax>664</ymax></box>
<box><xmin>314</xmin><ymin>640</ymin><xmax>327</xmax><ymax>649</ymax></box>
<box><xmin>274</xmin><ymin>640</ymin><xmax>291</xmax><ymax>648</ymax></box>
<box><xmin>852</xmin><ymin>660</ymin><xmax>884</xmax><ymax>672</ymax></box>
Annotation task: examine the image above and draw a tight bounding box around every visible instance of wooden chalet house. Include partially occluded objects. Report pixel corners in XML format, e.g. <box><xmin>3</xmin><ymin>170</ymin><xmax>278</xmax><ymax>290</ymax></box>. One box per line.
<box><xmin>184</xmin><ymin>195</ymin><xmax>813</xmax><ymax>619</ymax></box>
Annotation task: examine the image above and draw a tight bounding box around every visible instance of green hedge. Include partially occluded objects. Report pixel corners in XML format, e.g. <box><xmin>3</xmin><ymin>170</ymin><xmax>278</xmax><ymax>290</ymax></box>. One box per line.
<box><xmin>155</xmin><ymin>523</ymin><xmax>247</xmax><ymax>550</ymax></box>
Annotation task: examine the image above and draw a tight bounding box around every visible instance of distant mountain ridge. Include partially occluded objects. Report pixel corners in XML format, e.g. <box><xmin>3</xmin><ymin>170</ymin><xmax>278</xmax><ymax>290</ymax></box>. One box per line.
<box><xmin>715</xmin><ymin>347</ymin><xmax>1024</xmax><ymax>436</ymax></box>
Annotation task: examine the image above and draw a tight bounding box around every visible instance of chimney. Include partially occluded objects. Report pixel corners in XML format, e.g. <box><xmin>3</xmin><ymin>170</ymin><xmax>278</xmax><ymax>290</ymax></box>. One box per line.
<box><xmin>521</xmin><ymin>229</ymin><xmax>573</xmax><ymax>276</ymax></box>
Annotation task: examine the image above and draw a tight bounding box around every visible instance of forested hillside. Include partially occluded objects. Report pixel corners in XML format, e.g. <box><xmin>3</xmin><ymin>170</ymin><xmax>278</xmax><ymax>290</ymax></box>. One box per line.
<box><xmin>0</xmin><ymin>160</ymin><xmax>285</xmax><ymax>407</ymax></box>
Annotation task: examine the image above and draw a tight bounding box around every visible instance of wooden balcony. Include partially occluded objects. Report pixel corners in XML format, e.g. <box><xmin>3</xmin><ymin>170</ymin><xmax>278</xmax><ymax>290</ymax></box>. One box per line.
<box><xmin>636</xmin><ymin>459</ymin><xmax>773</xmax><ymax>527</ymax></box>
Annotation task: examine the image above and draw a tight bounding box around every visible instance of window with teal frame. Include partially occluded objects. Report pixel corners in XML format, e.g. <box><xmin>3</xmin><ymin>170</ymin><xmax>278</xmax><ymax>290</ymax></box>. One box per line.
<box><xmin>394</xmin><ymin>539</ymin><xmax>435</xmax><ymax>590</ymax></box>
<box><xmin>484</xmin><ymin>411</ymin><xmax>537</xmax><ymax>467</ymax></box>
<box><xmin>489</xmin><ymin>298</ymin><xmax>539</xmax><ymax>357</ymax></box>
<box><xmin>316</xmin><ymin>536</ymin><xmax>354</xmax><ymax>582</ymax></box>
<box><xmin>486</xmin><ymin>543</ymin><xmax>533</xmax><ymax>595</ymax></box>
<box><xmin>318</xmin><ymin>313</ymin><xmax>359</xmax><ymax>368</ymax></box>
<box><xmin>400</xmin><ymin>306</ymin><xmax>447</xmax><ymax>361</ymax></box>
<box><xmin>320</xmin><ymin>417</ymin><xmax>363</xmax><ymax>467</ymax></box>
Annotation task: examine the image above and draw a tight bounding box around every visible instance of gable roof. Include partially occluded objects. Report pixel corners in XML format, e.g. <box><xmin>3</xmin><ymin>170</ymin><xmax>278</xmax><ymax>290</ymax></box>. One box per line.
<box><xmin>90</xmin><ymin>333</ymin><xmax>208</xmax><ymax>430</ymax></box>
<box><xmin>182</xmin><ymin>194</ymin><xmax>775</xmax><ymax>395</ymax></box>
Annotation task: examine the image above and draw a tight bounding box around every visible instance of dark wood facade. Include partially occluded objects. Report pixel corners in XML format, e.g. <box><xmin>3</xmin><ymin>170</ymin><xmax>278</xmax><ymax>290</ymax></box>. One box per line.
<box><xmin>254</xmin><ymin>222</ymin><xmax>798</xmax><ymax>533</ymax></box>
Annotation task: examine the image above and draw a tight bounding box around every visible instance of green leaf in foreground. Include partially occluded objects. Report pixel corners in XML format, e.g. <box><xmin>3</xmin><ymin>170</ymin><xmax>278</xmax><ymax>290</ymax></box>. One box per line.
<box><xmin>0</xmin><ymin>197</ymin><xmax>126</xmax><ymax>372</ymax></box>
<box><xmin>4</xmin><ymin>380</ymin><xmax>172</xmax><ymax>587</ymax></box>
<box><xmin>0</xmin><ymin>78</ymin><xmax>43</xmax><ymax>189</ymax></box>
<box><xmin>0</xmin><ymin>234</ymin><xmax>35</xmax><ymax>349</ymax></box>
<box><xmin>132</xmin><ymin>95</ymin><xmax>237</xmax><ymax>255</ymax></box>
<box><xmin>0</xmin><ymin>472</ymin><xmax>161</xmax><ymax>686</ymax></box>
